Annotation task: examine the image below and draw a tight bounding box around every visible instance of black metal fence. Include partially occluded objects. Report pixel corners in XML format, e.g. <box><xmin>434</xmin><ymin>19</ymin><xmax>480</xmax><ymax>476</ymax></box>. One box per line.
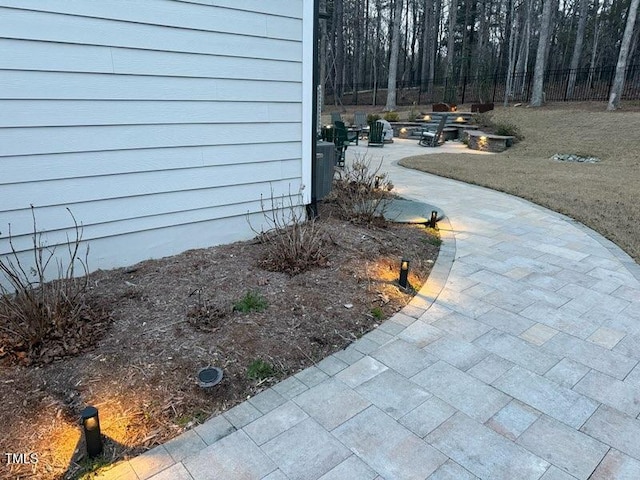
<box><xmin>325</xmin><ymin>64</ymin><xmax>640</xmax><ymax>106</ymax></box>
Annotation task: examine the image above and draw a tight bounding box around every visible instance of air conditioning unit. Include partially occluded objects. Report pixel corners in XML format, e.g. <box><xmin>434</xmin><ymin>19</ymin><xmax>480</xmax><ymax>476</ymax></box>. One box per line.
<box><xmin>314</xmin><ymin>141</ymin><xmax>335</xmax><ymax>200</ymax></box>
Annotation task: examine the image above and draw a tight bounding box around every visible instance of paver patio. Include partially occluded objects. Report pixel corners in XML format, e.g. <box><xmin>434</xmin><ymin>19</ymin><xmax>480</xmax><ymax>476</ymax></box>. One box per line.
<box><xmin>97</xmin><ymin>139</ymin><xmax>640</xmax><ymax>480</ymax></box>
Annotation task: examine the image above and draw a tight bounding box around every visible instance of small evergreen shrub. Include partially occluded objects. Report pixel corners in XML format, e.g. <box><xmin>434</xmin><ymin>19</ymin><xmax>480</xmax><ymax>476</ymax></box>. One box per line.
<box><xmin>247</xmin><ymin>359</ymin><xmax>275</xmax><ymax>380</ymax></box>
<box><xmin>233</xmin><ymin>291</ymin><xmax>268</xmax><ymax>313</ymax></box>
<box><xmin>383</xmin><ymin>111</ymin><xmax>400</xmax><ymax>122</ymax></box>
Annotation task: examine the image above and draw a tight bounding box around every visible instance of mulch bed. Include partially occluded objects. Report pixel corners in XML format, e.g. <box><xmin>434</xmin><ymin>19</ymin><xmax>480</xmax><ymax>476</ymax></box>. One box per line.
<box><xmin>0</xmin><ymin>201</ymin><xmax>439</xmax><ymax>479</ymax></box>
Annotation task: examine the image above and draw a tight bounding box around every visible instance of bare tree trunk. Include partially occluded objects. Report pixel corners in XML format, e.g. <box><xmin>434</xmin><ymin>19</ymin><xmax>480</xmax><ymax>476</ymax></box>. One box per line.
<box><xmin>385</xmin><ymin>0</ymin><xmax>404</xmax><ymax>110</ymax></box>
<box><xmin>607</xmin><ymin>0</ymin><xmax>639</xmax><ymax>110</ymax></box>
<box><xmin>530</xmin><ymin>0</ymin><xmax>554</xmax><ymax>106</ymax></box>
<box><xmin>515</xmin><ymin>0</ymin><xmax>532</xmax><ymax>97</ymax></box>
<box><xmin>420</xmin><ymin>0</ymin><xmax>432</xmax><ymax>89</ymax></box>
<box><xmin>566</xmin><ymin>0</ymin><xmax>589</xmax><ymax>99</ymax></box>
<box><xmin>587</xmin><ymin>0</ymin><xmax>602</xmax><ymax>89</ymax></box>
<box><xmin>504</xmin><ymin>0</ymin><xmax>519</xmax><ymax>106</ymax></box>
<box><xmin>445</xmin><ymin>0</ymin><xmax>459</xmax><ymax>79</ymax></box>
<box><xmin>372</xmin><ymin>0</ymin><xmax>384</xmax><ymax>106</ymax></box>
<box><xmin>334</xmin><ymin>0</ymin><xmax>344</xmax><ymax>106</ymax></box>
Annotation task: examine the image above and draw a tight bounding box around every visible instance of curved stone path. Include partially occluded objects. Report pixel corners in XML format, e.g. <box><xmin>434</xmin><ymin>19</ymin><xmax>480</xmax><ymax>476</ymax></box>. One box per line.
<box><xmin>99</xmin><ymin>140</ymin><xmax>640</xmax><ymax>480</ymax></box>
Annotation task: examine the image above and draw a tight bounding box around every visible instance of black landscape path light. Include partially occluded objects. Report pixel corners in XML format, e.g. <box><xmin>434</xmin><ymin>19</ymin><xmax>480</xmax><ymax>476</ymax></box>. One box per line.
<box><xmin>81</xmin><ymin>406</ymin><xmax>103</xmax><ymax>458</ymax></box>
<box><xmin>429</xmin><ymin>210</ymin><xmax>438</xmax><ymax>229</ymax></box>
<box><xmin>399</xmin><ymin>259</ymin><xmax>410</xmax><ymax>289</ymax></box>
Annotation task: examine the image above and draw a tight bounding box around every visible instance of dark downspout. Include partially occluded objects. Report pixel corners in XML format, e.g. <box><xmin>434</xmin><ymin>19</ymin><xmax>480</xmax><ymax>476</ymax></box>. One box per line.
<box><xmin>308</xmin><ymin>0</ymin><xmax>321</xmax><ymax>219</ymax></box>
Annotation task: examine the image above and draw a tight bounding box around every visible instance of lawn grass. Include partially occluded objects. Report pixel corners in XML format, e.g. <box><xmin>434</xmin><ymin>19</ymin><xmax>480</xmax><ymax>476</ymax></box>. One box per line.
<box><xmin>397</xmin><ymin>103</ymin><xmax>640</xmax><ymax>262</ymax></box>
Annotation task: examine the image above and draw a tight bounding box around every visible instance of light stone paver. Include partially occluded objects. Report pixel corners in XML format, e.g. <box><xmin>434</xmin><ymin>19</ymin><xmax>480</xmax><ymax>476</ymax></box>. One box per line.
<box><xmin>519</xmin><ymin>323</ymin><xmax>559</xmax><ymax>346</ymax></box>
<box><xmin>183</xmin><ymin>430</ymin><xmax>276</xmax><ymax>480</ymax></box>
<box><xmin>492</xmin><ymin>366</ymin><xmax>598</xmax><ymax>429</ymax></box>
<box><xmin>423</xmin><ymin>335</ymin><xmax>489</xmax><ymax>371</ymax></box>
<box><xmin>516</xmin><ymin>415</ymin><xmax>608</xmax><ymax>479</ymax></box>
<box><xmin>101</xmin><ymin>140</ymin><xmax>640</xmax><ymax>480</ymax></box>
<box><xmin>590</xmin><ymin>449</ymin><xmax>640</xmax><ymax>479</ymax></box>
<box><xmin>476</xmin><ymin>307</ymin><xmax>535</xmax><ymax>335</ymax></box>
<box><xmin>248</xmin><ymin>388</ymin><xmax>287</xmax><ymax>414</ymax></box>
<box><xmin>293</xmin><ymin>378</ymin><xmax>370</xmax><ymax>430</ymax></box>
<box><xmin>486</xmin><ymin>399</ymin><xmax>540</xmax><ymax>441</ymax></box>
<box><xmin>315</xmin><ymin>355</ymin><xmax>349</xmax><ymax>376</ymax></box>
<box><xmin>294</xmin><ymin>365</ymin><xmax>329</xmax><ymax>387</ymax></box>
<box><xmin>262</xmin><ymin>418</ymin><xmax>351</xmax><ymax>480</ymax></box>
<box><xmin>427</xmin><ymin>459</ymin><xmax>479</xmax><ymax>479</ymax></box>
<box><xmin>271</xmin><ymin>376</ymin><xmax>309</xmax><ymax>399</ymax></box>
<box><xmin>148</xmin><ymin>463</ymin><xmax>194</xmax><ymax>480</ymax></box>
<box><xmin>426</xmin><ymin>412</ymin><xmax>549</xmax><ymax>480</ymax></box>
<box><xmin>222</xmin><ymin>401</ymin><xmax>263</xmax><ymax>429</ymax></box>
<box><xmin>355</xmin><ymin>369</ymin><xmax>431</xmax><ymax>419</ymax></box>
<box><xmin>412</xmin><ymin>361</ymin><xmax>511</xmax><ymax>423</ymax></box>
<box><xmin>581</xmin><ymin>405</ymin><xmax>640</xmax><ymax>461</ymax></box>
<box><xmin>164</xmin><ymin>430</ymin><xmax>207</xmax><ymax>463</ymax></box>
<box><xmin>333</xmin><ymin>406</ymin><xmax>447</xmax><ymax>480</ymax></box>
<box><xmin>573</xmin><ymin>370</ymin><xmax>640</xmax><ymax>417</ymax></box>
<box><xmin>399</xmin><ymin>395</ymin><xmax>457</xmax><ymax>438</ymax></box>
<box><xmin>543</xmin><ymin>358</ymin><xmax>590</xmax><ymax>388</ymax></box>
<box><xmin>466</xmin><ymin>353</ymin><xmax>514</xmax><ymax>384</ymax></box>
<box><xmin>474</xmin><ymin>329</ymin><xmax>561</xmax><ymax>374</ymax></box>
<box><xmin>398</xmin><ymin>319</ymin><xmax>443</xmax><ymax>347</ymax></box>
<box><xmin>334</xmin><ymin>355</ymin><xmax>388</xmax><ymax>388</ymax></box>
<box><xmin>542</xmin><ymin>332</ymin><xmax>637</xmax><ymax>380</ymax></box>
<box><xmin>129</xmin><ymin>446</ymin><xmax>174</xmax><ymax>480</ymax></box>
<box><xmin>317</xmin><ymin>455</ymin><xmax>378</xmax><ymax>480</ymax></box>
<box><xmin>539</xmin><ymin>466</ymin><xmax>580</xmax><ymax>480</ymax></box>
<box><xmin>612</xmin><ymin>332</ymin><xmax>640</xmax><ymax>360</ymax></box>
<box><xmin>369</xmin><ymin>338</ymin><xmax>437</xmax><ymax>377</ymax></box>
<box><xmin>243</xmin><ymin>401</ymin><xmax>308</xmax><ymax>446</ymax></box>
<box><xmin>430</xmin><ymin>310</ymin><xmax>492</xmax><ymax>341</ymax></box>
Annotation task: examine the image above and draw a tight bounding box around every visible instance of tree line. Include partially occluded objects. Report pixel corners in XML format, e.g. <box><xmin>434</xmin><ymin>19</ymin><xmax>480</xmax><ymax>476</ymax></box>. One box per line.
<box><xmin>319</xmin><ymin>0</ymin><xmax>639</xmax><ymax>109</ymax></box>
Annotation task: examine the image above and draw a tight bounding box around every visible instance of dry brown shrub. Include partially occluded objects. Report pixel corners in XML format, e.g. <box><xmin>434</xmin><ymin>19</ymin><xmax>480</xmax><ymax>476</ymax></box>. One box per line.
<box><xmin>0</xmin><ymin>207</ymin><xmax>110</xmax><ymax>364</ymax></box>
<box><xmin>328</xmin><ymin>154</ymin><xmax>394</xmax><ymax>224</ymax></box>
<box><xmin>252</xmin><ymin>190</ymin><xmax>328</xmax><ymax>276</ymax></box>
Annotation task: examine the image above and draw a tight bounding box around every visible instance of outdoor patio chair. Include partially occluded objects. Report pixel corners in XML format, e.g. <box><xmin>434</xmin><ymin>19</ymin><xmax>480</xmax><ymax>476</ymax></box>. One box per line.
<box><xmin>368</xmin><ymin>121</ymin><xmax>384</xmax><ymax>147</ymax></box>
<box><xmin>333</xmin><ymin>120</ymin><xmax>357</xmax><ymax>166</ymax></box>
<box><xmin>419</xmin><ymin>114</ymin><xmax>448</xmax><ymax>147</ymax></box>
<box><xmin>353</xmin><ymin>112</ymin><xmax>367</xmax><ymax>129</ymax></box>
<box><xmin>331</xmin><ymin>112</ymin><xmax>343</xmax><ymax>124</ymax></box>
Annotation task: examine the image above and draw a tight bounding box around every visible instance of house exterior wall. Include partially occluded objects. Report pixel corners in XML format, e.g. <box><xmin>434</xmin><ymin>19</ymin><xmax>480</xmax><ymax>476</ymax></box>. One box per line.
<box><xmin>0</xmin><ymin>0</ymin><xmax>312</xmax><ymax>280</ymax></box>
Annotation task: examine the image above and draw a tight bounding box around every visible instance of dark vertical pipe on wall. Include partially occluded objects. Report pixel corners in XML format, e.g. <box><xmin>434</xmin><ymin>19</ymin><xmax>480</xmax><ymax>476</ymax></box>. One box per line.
<box><xmin>308</xmin><ymin>0</ymin><xmax>321</xmax><ymax>219</ymax></box>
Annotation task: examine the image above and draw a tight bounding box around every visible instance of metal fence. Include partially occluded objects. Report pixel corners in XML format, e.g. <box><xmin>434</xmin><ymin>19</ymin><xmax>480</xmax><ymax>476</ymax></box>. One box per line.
<box><xmin>325</xmin><ymin>64</ymin><xmax>640</xmax><ymax>106</ymax></box>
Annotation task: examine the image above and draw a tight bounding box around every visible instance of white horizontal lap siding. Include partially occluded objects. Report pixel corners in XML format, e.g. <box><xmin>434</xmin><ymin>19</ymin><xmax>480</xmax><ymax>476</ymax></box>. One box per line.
<box><xmin>0</xmin><ymin>0</ymin><xmax>310</xmax><ymax>281</ymax></box>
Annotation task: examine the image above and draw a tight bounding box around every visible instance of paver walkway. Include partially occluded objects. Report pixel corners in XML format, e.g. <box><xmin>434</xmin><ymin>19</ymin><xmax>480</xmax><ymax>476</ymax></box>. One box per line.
<box><xmin>99</xmin><ymin>139</ymin><xmax>640</xmax><ymax>480</ymax></box>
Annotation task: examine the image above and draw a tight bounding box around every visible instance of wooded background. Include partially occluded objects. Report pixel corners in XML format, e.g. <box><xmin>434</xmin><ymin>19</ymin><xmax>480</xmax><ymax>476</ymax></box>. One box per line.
<box><xmin>319</xmin><ymin>0</ymin><xmax>640</xmax><ymax>108</ymax></box>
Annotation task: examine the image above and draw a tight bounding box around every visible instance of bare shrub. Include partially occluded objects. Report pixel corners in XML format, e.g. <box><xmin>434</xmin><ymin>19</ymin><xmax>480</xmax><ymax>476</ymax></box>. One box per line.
<box><xmin>328</xmin><ymin>154</ymin><xmax>394</xmax><ymax>224</ymax></box>
<box><xmin>252</xmin><ymin>189</ymin><xmax>328</xmax><ymax>276</ymax></box>
<box><xmin>475</xmin><ymin>113</ymin><xmax>523</xmax><ymax>141</ymax></box>
<box><xmin>0</xmin><ymin>207</ymin><xmax>109</xmax><ymax>364</ymax></box>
